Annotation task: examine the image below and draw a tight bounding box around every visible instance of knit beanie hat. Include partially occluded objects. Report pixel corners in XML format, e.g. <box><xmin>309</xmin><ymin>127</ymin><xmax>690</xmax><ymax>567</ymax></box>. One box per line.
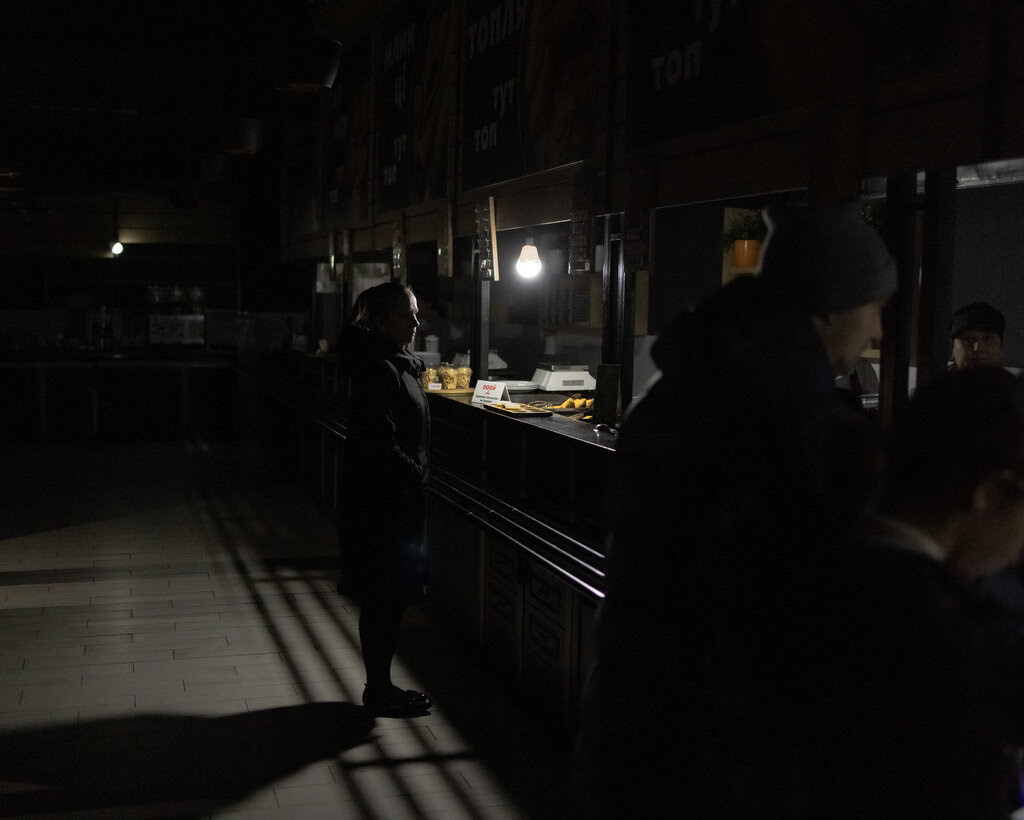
<box><xmin>949</xmin><ymin>302</ymin><xmax>1005</xmax><ymax>340</ymax></box>
<box><xmin>759</xmin><ymin>202</ymin><xmax>898</xmax><ymax>315</ymax></box>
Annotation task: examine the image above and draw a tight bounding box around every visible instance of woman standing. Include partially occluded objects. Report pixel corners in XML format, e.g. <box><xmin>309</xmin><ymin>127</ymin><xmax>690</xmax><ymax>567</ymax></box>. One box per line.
<box><xmin>338</xmin><ymin>281</ymin><xmax>432</xmax><ymax>717</ymax></box>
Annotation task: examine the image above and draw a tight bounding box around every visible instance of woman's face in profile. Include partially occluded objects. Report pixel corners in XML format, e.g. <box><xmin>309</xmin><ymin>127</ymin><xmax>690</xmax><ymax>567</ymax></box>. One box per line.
<box><xmin>378</xmin><ymin>291</ymin><xmax>419</xmax><ymax>349</ymax></box>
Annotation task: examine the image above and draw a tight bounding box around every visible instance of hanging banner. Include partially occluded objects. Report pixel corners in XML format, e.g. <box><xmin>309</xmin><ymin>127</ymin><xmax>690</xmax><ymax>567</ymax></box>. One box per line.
<box><xmin>377</xmin><ymin>13</ymin><xmax>422</xmax><ymax>213</ymax></box>
<box><xmin>377</xmin><ymin>2</ymin><xmax>455</xmax><ymax>213</ymax></box>
<box><xmin>461</xmin><ymin>0</ymin><xmax>597</xmax><ymax>191</ymax></box>
<box><xmin>325</xmin><ymin>43</ymin><xmax>372</xmax><ymax>228</ymax></box>
<box><xmin>626</xmin><ymin>0</ymin><xmax>765</xmax><ymax>148</ymax></box>
<box><xmin>461</xmin><ymin>0</ymin><xmax>526</xmax><ymax>190</ymax></box>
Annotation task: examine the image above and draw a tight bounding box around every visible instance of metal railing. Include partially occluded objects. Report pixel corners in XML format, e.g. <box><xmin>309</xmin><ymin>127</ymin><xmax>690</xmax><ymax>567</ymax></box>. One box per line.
<box><xmin>252</xmin><ymin>368</ymin><xmax>607</xmax><ymax>601</ymax></box>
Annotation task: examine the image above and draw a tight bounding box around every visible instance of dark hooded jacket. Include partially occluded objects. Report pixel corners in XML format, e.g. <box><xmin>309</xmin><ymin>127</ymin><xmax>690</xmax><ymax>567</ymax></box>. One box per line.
<box><xmin>337</xmin><ymin>323</ymin><xmax>430</xmax><ymax>603</ymax></box>
<box><xmin>574</xmin><ymin>275</ymin><xmax>883</xmax><ymax>816</ymax></box>
<box><xmin>801</xmin><ymin>523</ymin><xmax>1020</xmax><ymax>818</ymax></box>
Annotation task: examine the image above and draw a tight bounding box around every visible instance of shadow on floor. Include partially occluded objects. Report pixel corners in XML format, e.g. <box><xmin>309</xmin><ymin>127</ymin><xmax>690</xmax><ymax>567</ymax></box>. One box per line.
<box><xmin>0</xmin><ymin>439</ymin><xmax>575</xmax><ymax>817</ymax></box>
<box><xmin>193</xmin><ymin>441</ymin><xmax>577</xmax><ymax>818</ymax></box>
<box><xmin>0</xmin><ymin>702</ymin><xmax>375</xmax><ymax>818</ymax></box>
<box><xmin>392</xmin><ymin>608</ymin><xmax>576</xmax><ymax>819</ymax></box>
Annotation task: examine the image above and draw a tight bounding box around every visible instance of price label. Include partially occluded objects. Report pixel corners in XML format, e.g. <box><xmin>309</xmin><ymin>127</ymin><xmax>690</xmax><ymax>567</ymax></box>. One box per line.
<box><xmin>471</xmin><ymin>380</ymin><xmax>510</xmax><ymax>405</ymax></box>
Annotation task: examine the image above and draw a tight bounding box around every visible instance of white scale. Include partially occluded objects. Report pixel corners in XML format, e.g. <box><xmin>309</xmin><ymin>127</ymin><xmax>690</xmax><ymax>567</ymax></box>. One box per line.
<box><xmin>530</xmin><ymin>363</ymin><xmax>597</xmax><ymax>392</ymax></box>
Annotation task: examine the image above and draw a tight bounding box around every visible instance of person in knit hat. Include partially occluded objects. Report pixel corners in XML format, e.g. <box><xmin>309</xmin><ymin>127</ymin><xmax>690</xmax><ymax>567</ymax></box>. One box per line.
<box><xmin>573</xmin><ymin>201</ymin><xmax>898</xmax><ymax>816</ymax></box>
<box><xmin>950</xmin><ymin>301</ymin><xmax>1006</xmax><ymax>370</ymax></box>
<box><xmin>759</xmin><ymin>201</ymin><xmax>898</xmax><ymax>378</ymax></box>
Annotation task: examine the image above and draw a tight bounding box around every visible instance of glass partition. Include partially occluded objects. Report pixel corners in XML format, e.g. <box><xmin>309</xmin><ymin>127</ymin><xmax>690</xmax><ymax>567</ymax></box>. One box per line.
<box><xmin>483</xmin><ymin>222</ymin><xmax>602</xmax><ymax>381</ymax></box>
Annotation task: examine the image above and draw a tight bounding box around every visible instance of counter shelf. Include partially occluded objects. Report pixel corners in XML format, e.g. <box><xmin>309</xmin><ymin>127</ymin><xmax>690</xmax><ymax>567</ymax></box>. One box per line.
<box><xmin>427</xmin><ymin>390</ymin><xmax>614</xmax><ymax>449</ymax></box>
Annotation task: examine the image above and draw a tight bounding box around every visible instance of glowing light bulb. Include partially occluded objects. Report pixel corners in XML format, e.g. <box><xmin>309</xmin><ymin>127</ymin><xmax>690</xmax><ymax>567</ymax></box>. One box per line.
<box><xmin>111</xmin><ymin>241</ymin><xmax>124</xmax><ymax>255</ymax></box>
<box><xmin>516</xmin><ymin>239</ymin><xmax>541</xmax><ymax>278</ymax></box>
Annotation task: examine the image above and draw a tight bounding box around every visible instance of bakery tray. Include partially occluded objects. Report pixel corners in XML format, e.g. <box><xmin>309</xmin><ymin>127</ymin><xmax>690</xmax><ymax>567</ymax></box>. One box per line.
<box><xmin>527</xmin><ymin>400</ymin><xmax>593</xmax><ymax>415</ymax></box>
<box><xmin>483</xmin><ymin>402</ymin><xmax>553</xmax><ymax>417</ymax></box>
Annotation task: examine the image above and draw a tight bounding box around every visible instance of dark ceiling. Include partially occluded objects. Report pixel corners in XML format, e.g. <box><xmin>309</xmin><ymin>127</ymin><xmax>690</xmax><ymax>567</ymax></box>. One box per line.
<box><xmin>0</xmin><ymin>0</ymin><xmax>390</xmax><ymax>209</ymax></box>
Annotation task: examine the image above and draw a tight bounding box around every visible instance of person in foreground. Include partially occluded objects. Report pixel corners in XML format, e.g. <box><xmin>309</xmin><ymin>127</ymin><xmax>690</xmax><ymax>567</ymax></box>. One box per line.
<box><xmin>804</xmin><ymin>366</ymin><xmax>1024</xmax><ymax>817</ymax></box>
<box><xmin>337</xmin><ymin>281</ymin><xmax>432</xmax><ymax>718</ymax></box>
<box><xmin>572</xmin><ymin>201</ymin><xmax>897</xmax><ymax>815</ymax></box>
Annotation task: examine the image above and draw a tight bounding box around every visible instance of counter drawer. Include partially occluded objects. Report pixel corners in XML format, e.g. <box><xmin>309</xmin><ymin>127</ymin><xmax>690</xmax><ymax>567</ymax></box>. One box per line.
<box><xmin>482</xmin><ymin>576</ymin><xmax>523</xmax><ymax>679</ymax></box>
<box><xmin>524</xmin><ymin>606</ymin><xmax>566</xmax><ymax>668</ymax></box>
<box><xmin>523</xmin><ymin>603</ymin><xmax>572</xmax><ymax>724</ymax></box>
<box><xmin>526</xmin><ymin>568</ymin><xmax>570</xmax><ymax>623</ymax></box>
<box><xmin>484</xmin><ymin>577</ymin><xmax>519</xmax><ymax>629</ymax></box>
<box><xmin>486</xmin><ymin>539</ymin><xmax>520</xmax><ymax>586</ymax></box>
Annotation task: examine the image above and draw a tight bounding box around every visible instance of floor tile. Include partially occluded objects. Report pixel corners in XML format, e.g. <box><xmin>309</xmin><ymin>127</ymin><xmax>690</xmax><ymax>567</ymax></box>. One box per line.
<box><xmin>0</xmin><ymin>440</ymin><xmax>571</xmax><ymax>819</ymax></box>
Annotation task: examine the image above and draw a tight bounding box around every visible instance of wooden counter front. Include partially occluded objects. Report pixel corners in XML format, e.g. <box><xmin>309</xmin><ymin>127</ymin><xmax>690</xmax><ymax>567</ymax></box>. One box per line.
<box><xmin>423</xmin><ymin>391</ymin><xmax>611</xmax><ymax>730</ymax></box>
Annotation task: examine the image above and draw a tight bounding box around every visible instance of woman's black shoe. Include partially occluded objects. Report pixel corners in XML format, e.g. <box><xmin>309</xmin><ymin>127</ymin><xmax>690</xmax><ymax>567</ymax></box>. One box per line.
<box><xmin>363</xmin><ymin>685</ymin><xmax>432</xmax><ymax>717</ymax></box>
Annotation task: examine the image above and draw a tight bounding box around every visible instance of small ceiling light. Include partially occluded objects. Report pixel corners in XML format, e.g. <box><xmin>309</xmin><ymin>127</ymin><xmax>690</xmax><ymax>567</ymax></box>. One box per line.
<box><xmin>111</xmin><ymin>241</ymin><xmax>124</xmax><ymax>255</ymax></box>
<box><xmin>516</xmin><ymin>238</ymin><xmax>541</xmax><ymax>278</ymax></box>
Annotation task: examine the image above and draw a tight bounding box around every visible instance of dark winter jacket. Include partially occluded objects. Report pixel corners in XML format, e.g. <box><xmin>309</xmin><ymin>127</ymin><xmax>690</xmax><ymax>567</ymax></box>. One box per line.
<box><xmin>574</xmin><ymin>275</ymin><xmax>883</xmax><ymax>816</ymax></box>
<box><xmin>337</xmin><ymin>324</ymin><xmax>430</xmax><ymax>602</ymax></box>
<box><xmin>802</xmin><ymin>522</ymin><xmax>1024</xmax><ymax>818</ymax></box>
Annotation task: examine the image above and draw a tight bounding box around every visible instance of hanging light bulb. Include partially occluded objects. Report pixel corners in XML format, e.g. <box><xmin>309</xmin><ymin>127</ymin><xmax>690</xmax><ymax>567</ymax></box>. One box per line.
<box><xmin>110</xmin><ymin>196</ymin><xmax>123</xmax><ymax>256</ymax></box>
<box><xmin>516</xmin><ymin>238</ymin><xmax>541</xmax><ymax>278</ymax></box>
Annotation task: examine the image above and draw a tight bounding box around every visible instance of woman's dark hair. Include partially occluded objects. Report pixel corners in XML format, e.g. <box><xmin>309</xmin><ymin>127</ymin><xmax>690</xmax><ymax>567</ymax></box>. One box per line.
<box><xmin>349</xmin><ymin>281</ymin><xmax>415</xmax><ymax>330</ymax></box>
<box><xmin>884</xmin><ymin>367</ymin><xmax>1024</xmax><ymax>512</ymax></box>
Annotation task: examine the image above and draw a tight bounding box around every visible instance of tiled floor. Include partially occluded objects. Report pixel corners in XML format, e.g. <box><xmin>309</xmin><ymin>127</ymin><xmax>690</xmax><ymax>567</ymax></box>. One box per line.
<box><xmin>0</xmin><ymin>439</ymin><xmax>572</xmax><ymax>819</ymax></box>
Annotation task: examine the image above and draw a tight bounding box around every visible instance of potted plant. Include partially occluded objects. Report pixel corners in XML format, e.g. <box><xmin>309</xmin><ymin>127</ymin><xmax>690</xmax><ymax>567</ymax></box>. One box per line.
<box><xmin>722</xmin><ymin>209</ymin><xmax>768</xmax><ymax>268</ymax></box>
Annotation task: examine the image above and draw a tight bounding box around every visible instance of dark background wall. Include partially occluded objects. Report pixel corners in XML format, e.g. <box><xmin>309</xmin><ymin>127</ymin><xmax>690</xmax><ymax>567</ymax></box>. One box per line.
<box><xmin>650</xmin><ymin>204</ymin><xmax>728</xmax><ymax>336</ymax></box>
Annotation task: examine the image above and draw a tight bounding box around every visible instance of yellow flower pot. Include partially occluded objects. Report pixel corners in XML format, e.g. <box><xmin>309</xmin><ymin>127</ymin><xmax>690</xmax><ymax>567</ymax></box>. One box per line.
<box><xmin>732</xmin><ymin>238</ymin><xmax>762</xmax><ymax>268</ymax></box>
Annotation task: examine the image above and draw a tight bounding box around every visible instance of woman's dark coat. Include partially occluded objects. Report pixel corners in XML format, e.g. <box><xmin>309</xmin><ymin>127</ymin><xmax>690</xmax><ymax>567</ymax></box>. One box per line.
<box><xmin>337</xmin><ymin>324</ymin><xmax>429</xmax><ymax>604</ymax></box>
